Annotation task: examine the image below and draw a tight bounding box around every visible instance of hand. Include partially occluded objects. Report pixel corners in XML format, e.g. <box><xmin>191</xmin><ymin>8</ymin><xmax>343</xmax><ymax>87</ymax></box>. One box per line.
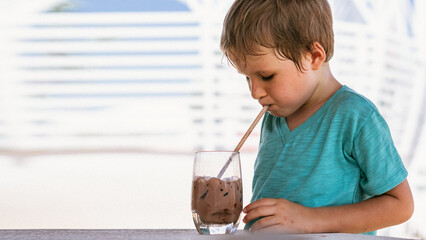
<box><xmin>243</xmin><ymin>198</ymin><xmax>314</xmax><ymax>233</ymax></box>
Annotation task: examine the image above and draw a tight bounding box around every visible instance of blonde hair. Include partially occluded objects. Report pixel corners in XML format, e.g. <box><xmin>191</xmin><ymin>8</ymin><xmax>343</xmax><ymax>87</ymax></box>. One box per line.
<box><xmin>220</xmin><ymin>0</ymin><xmax>334</xmax><ymax>71</ymax></box>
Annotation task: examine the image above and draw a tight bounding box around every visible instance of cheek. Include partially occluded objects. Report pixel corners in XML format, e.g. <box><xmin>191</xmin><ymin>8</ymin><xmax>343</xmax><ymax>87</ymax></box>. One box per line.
<box><xmin>289</xmin><ymin>73</ymin><xmax>314</xmax><ymax>93</ymax></box>
<box><xmin>268</xmin><ymin>77</ymin><xmax>309</xmax><ymax>104</ymax></box>
<box><xmin>269</xmin><ymin>87</ymin><xmax>295</xmax><ymax>104</ymax></box>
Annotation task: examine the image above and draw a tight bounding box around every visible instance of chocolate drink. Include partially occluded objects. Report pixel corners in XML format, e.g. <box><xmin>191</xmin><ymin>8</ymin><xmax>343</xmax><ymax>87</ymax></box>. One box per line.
<box><xmin>192</xmin><ymin>176</ymin><xmax>242</xmax><ymax>224</ymax></box>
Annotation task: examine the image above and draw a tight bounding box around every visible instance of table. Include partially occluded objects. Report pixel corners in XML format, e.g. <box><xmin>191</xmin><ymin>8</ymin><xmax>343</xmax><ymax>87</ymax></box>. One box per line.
<box><xmin>0</xmin><ymin>229</ymin><xmax>417</xmax><ymax>240</ymax></box>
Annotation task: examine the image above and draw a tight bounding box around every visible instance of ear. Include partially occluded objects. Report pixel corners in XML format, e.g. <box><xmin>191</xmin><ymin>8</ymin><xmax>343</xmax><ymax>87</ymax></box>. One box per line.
<box><xmin>308</xmin><ymin>42</ymin><xmax>326</xmax><ymax>70</ymax></box>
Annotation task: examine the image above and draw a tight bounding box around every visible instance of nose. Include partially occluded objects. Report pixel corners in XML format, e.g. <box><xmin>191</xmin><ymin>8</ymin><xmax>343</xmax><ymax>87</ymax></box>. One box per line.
<box><xmin>249</xmin><ymin>78</ymin><xmax>267</xmax><ymax>100</ymax></box>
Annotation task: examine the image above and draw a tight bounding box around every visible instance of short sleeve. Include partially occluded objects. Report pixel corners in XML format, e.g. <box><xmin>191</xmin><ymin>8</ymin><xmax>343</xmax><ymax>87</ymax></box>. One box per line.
<box><xmin>353</xmin><ymin>110</ymin><xmax>408</xmax><ymax>196</ymax></box>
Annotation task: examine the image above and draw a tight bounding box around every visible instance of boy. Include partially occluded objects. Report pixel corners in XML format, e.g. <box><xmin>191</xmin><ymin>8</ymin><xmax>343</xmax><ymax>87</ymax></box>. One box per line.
<box><xmin>220</xmin><ymin>0</ymin><xmax>414</xmax><ymax>235</ymax></box>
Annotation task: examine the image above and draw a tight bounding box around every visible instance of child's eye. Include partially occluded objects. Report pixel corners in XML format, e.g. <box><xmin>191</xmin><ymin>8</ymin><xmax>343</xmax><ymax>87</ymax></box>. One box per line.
<box><xmin>261</xmin><ymin>74</ymin><xmax>274</xmax><ymax>81</ymax></box>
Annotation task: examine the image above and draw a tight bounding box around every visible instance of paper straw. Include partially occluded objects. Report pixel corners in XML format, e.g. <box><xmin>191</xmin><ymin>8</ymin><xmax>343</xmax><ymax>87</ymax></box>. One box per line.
<box><xmin>217</xmin><ymin>105</ymin><xmax>269</xmax><ymax>178</ymax></box>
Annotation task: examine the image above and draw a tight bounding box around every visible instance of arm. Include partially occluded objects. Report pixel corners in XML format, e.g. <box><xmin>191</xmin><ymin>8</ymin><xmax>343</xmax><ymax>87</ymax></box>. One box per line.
<box><xmin>243</xmin><ymin>179</ymin><xmax>414</xmax><ymax>233</ymax></box>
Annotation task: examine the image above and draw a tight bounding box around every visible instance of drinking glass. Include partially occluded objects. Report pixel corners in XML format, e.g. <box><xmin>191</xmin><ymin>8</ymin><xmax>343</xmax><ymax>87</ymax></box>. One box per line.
<box><xmin>191</xmin><ymin>151</ymin><xmax>242</xmax><ymax>235</ymax></box>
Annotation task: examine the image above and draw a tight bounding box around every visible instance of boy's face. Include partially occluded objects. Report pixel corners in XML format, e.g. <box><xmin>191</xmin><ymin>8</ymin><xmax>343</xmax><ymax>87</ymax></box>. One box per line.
<box><xmin>233</xmin><ymin>47</ymin><xmax>319</xmax><ymax>118</ymax></box>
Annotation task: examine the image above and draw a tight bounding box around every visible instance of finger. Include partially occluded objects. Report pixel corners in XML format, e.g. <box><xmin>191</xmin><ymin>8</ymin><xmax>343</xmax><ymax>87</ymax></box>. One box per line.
<box><xmin>243</xmin><ymin>205</ymin><xmax>276</xmax><ymax>223</ymax></box>
<box><xmin>244</xmin><ymin>198</ymin><xmax>277</xmax><ymax>213</ymax></box>
<box><xmin>250</xmin><ymin>216</ymin><xmax>282</xmax><ymax>232</ymax></box>
<box><xmin>255</xmin><ymin>224</ymin><xmax>287</xmax><ymax>233</ymax></box>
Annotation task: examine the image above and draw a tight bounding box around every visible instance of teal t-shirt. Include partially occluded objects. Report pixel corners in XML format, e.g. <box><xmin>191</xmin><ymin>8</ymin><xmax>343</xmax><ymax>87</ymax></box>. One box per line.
<box><xmin>245</xmin><ymin>86</ymin><xmax>408</xmax><ymax>234</ymax></box>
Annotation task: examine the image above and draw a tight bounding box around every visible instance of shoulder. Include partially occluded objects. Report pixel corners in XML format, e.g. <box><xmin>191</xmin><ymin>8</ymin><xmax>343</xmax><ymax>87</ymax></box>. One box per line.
<box><xmin>328</xmin><ymin>86</ymin><xmax>379</xmax><ymax>122</ymax></box>
<box><xmin>323</xmin><ymin>86</ymin><xmax>390</xmax><ymax>140</ymax></box>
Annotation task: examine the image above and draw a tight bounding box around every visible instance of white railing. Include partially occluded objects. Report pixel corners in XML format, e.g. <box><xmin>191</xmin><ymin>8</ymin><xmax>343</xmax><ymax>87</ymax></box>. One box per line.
<box><xmin>0</xmin><ymin>9</ymin><xmax>261</xmax><ymax>158</ymax></box>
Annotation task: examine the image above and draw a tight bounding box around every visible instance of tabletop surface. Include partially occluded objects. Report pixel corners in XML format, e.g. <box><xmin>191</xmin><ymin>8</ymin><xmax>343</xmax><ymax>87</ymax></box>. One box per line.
<box><xmin>0</xmin><ymin>229</ymin><xmax>417</xmax><ymax>240</ymax></box>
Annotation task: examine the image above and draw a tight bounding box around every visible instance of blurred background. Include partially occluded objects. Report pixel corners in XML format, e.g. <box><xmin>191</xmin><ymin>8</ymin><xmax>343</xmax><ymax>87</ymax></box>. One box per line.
<box><xmin>0</xmin><ymin>0</ymin><xmax>425</xmax><ymax>238</ymax></box>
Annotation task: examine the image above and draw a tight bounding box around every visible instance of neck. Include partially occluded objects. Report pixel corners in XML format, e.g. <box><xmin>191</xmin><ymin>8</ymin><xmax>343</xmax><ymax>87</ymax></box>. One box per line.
<box><xmin>310</xmin><ymin>63</ymin><xmax>341</xmax><ymax>104</ymax></box>
<box><xmin>286</xmin><ymin>63</ymin><xmax>341</xmax><ymax>131</ymax></box>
